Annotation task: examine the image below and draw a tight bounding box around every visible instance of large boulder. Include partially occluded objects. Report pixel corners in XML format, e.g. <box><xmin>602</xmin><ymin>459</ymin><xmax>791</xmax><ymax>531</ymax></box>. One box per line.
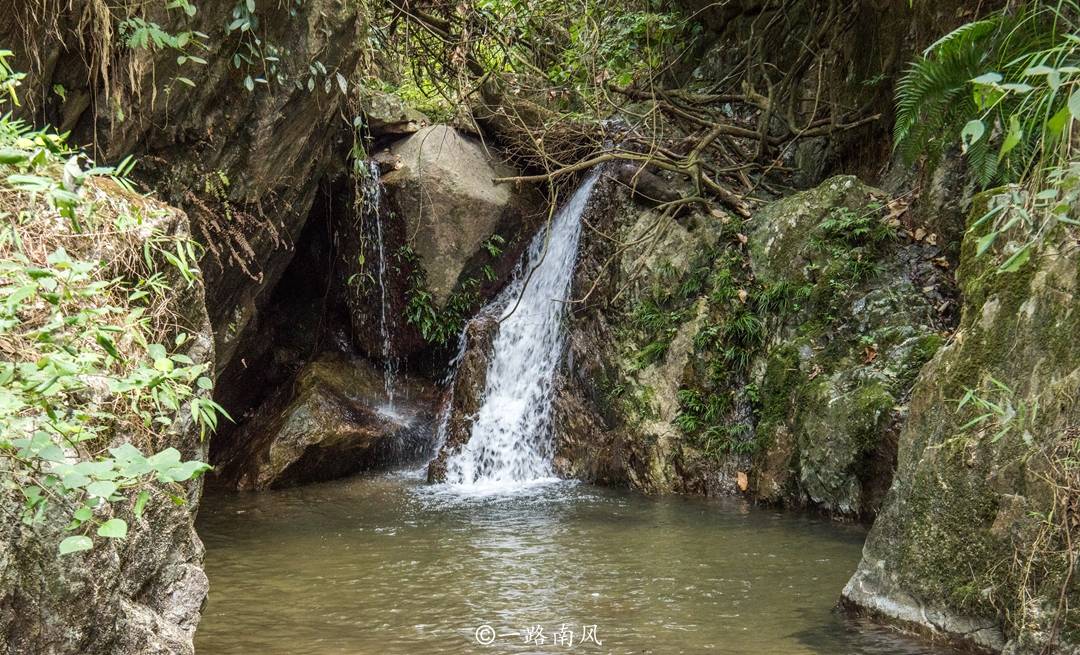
<box><xmin>842</xmin><ymin>193</ymin><xmax>1080</xmax><ymax>653</ymax></box>
<box><xmin>381</xmin><ymin>125</ymin><xmax>537</xmax><ymax>307</ymax></box>
<box><xmin>537</xmin><ymin>174</ymin><xmax>950</xmax><ymax>513</ymax></box>
<box><xmin>215</xmin><ymin>355</ymin><xmax>438</xmax><ymax>490</ymax></box>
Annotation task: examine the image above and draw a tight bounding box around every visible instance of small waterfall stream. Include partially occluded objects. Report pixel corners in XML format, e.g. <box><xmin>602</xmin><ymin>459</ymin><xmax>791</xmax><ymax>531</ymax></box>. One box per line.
<box><xmin>444</xmin><ymin>170</ymin><xmax>600</xmax><ymax>488</ymax></box>
<box><xmin>361</xmin><ymin>162</ymin><xmax>398</xmax><ymax>409</ymax></box>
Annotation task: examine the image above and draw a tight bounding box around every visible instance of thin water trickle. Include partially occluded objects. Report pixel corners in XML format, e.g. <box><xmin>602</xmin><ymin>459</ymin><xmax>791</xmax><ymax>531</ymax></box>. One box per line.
<box><xmin>443</xmin><ymin>170</ymin><xmax>601</xmax><ymax>489</ymax></box>
<box><xmin>362</xmin><ymin>162</ymin><xmax>398</xmax><ymax>409</ymax></box>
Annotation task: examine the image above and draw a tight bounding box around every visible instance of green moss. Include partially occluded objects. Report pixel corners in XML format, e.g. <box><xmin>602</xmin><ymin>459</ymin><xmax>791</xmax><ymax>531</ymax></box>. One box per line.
<box><xmin>755</xmin><ymin>344</ymin><xmax>806</xmax><ymax>446</ymax></box>
<box><xmin>895</xmin><ymin>448</ymin><xmax>1006</xmax><ymax>617</ymax></box>
<box><xmin>895</xmin><ymin>333</ymin><xmax>945</xmax><ymax>389</ymax></box>
<box><xmin>848</xmin><ymin>382</ymin><xmax>896</xmax><ymax>453</ymax></box>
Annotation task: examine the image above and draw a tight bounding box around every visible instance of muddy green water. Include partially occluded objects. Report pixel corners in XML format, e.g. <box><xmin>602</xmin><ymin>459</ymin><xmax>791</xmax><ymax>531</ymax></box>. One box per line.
<box><xmin>195</xmin><ymin>474</ymin><xmax>952</xmax><ymax>655</ymax></box>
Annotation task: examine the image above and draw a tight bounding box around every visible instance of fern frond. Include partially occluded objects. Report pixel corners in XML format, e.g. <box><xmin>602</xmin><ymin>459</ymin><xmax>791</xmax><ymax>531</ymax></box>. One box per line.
<box><xmin>923</xmin><ymin>17</ymin><xmax>1002</xmax><ymax>58</ymax></box>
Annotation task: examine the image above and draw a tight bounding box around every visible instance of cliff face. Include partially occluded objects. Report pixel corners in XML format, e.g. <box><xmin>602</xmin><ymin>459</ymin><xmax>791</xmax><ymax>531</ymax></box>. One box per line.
<box><xmin>0</xmin><ymin>184</ymin><xmax>213</xmax><ymax>654</ymax></box>
<box><xmin>1</xmin><ymin>0</ymin><xmax>366</xmax><ymax>373</ymax></box>
<box><xmin>0</xmin><ymin>3</ymin><xmax>366</xmax><ymax>651</ymax></box>
<box><xmin>842</xmin><ymin>195</ymin><xmax>1080</xmax><ymax>654</ymax></box>
<box><xmin>546</xmin><ymin>174</ymin><xmax>949</xmax><ymax>516</ymax></box>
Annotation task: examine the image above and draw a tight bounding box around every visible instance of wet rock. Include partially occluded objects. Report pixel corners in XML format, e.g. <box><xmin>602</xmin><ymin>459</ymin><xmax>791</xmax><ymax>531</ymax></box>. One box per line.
<box><xmin>426</xmin><ymin>314</ymin><xmax>499</xmax><ymax>482</ymax></box>
<box><xmin>216</xmin><ymin>354</ymin><xmax>437</xmax><ymax>490</ymax></box>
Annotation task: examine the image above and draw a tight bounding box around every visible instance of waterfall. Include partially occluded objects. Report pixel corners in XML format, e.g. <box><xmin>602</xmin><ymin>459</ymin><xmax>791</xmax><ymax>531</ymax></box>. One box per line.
<box><xmin>361</xmin><ymin>162</ymin><xmax>398</xmax><ymax>409</ymax></box>
<box><xmin>444</xmin><ymin>170</ymin><xmax>600</xmax><ymax>488</ymax></box>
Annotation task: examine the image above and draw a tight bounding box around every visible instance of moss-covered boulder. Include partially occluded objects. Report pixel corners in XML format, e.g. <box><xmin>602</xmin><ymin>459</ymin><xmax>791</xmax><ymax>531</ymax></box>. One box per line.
<box><xmin>748</xmin><ymin>176</ymin><xmax>947</xmax><ymax>517</ymax></box>
<box><xmin>842</xmin><ymin>193</ymin><xmax>1080</xmax><ymax>653</ymax></box>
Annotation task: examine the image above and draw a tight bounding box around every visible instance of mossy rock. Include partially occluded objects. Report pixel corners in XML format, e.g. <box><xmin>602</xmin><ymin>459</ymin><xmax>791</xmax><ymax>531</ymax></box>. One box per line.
<box><xmin>748</xmin><ymin>175</ymin><xmax>944</xmax><ymax>517</ymax></box>
<box><xmin>842</xmin><ymin>194</ymin><xmax>1080</xmax><ymax>653</ymax></box>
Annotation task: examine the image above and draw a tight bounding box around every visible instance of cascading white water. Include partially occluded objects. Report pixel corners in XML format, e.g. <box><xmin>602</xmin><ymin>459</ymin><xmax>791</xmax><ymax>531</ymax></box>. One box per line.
<box><xmin>361</xmin><ymin>162</ymin><xmax>398</xmax><ymax>409</ymax></box>
<box><xmin>444</xmin><ymin>170</ymin><xmax>600</xmax><ymax>488</ymax></box>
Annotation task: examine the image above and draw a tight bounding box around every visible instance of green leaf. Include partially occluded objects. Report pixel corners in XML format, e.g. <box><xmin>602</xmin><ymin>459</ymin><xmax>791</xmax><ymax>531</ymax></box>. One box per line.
<box><xmin>0</xmin><ymin>148</ymin><xmax>29</xmax><ymax>165</ymax></box>
<box><xmin>134</xmin><ymin>490</ymin><xmax>150</xmax><ymax>519</ymax></box>
<box><xmin>97</xmin><ymin>518</ymin><xmax>128</xmax><ymax>539</ymax></box>
<box><xmin>86</xmin><ymin>480</ymin><xmax>118</xmax><ymax>499</ymax></box>
<box><xmin>166</xmin><ymin>460</ymin><xmax>211</xmax><ymax>482</ymax></box>
<box><xmin>999</xmin><ymin>115</ymin><xmax>1022</xmax><ymax>160</ymax></box>
<box><xmin>971</xmin><ymin>72</ymin><xmax>1002</xmax><ymax>85</ymax></box>
<box><xmin>976</xmin><ymin>230</ymin><xmax>998</xmax><ymax>256</ymax></box>
<box><xmin>96</xmin><ymin>332</ymin><xmax>122</xmax><ymax>360</ymax></box>
<box><xmin>961</xmin><ymin>120</ymin><xmax>985</xmax><ymax>150</ymax></box>
<box><xmin>1069</xmin><ymin>88</ymin><xmax>1080</xmax><ymax>121</ymax></box>
<box><xmin>1047</xmin><ymin>105</ymin><xmax>1070</xmax><ymax>136</ymax></box>
<box><xmin>999</xmin><ymin>244</ymin><xmax>1031</xmax><ymax>273</ymax></box>
<box><xmin>244</xmin><ymin>76</ymin><xmax>255</xmax><ymax>92</ymax></box>
<box><xmin>59</xmin><ymin>535</ymin><xmax>92</xmax><ymax>555</ymax></box>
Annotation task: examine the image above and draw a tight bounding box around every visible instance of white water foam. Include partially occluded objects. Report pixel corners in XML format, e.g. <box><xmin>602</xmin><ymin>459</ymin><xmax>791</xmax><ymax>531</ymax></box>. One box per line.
<box><xmin>442</xmin><ymin>170</ymin><xmax>601</xmax><ymax>492</ymax></box>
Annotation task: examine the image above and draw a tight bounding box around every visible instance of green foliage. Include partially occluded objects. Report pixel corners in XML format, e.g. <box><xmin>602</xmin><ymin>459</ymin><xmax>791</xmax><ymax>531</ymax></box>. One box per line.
<box><xmin>953</xmin><ymin>377</ymin><xmax>1035</xmax><ymax>446</ymax></box>
<box><xmin>117</xmin><ymin>2</ymin><xmax>209</xmax><ymax>89</ymax></box>
<box><xmin>399</xmin><ymin>245</ymin><xmax>479</xmax><ymax>346</ymax></box>
<box><xmin>372</xmin><ymin>0</ymin><xmax>700</xmax><ymax>116</ymax></box>
<box><xmin>673</xmin><ymin>389</ymin><xmax>756</xmax><ymax>456</ymax></box>
<box><xmin>543</xmin><ymin>6</ymin><xmax>697</xmax><ymax>92</ymax></box>
<box><xmin>802</xmin><ymin>202</ymin><xmax>893</xmax><ymax>318</ymax></box>
<box><xmin>897</xmin><ymin>1</ymin><xmax>1080</xmax><ymax>273</ymax></box>
<box><xmin>0</xmin><ymin>54</ymin><xmax>225</xmax><ymax>555</ymax></box>
<box><xmin>898</xmin><ymin>2</ymin><xmax>1080</xmax><ymax>185</ymax></box>
<box><xmin>614</xmin><ymin>247</ymin><xmax>758</xmax><ymax>451</ymax></box>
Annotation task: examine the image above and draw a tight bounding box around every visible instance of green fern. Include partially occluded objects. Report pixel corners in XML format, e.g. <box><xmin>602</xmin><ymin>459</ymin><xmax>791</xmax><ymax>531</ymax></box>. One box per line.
<box><xmin>894</xmin><ymin>27</ymin><xmax>996</xmax><ymax>166</ymax></box>
<box><xmin>896</xmin><ymin>2</ymin><xmax>1080</xmax><ymax>188</ymax></box>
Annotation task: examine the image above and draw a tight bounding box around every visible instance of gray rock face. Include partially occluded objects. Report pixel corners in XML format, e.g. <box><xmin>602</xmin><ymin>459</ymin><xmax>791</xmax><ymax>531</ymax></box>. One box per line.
<box><xmin>747</xmin><ymin>175</ymin><xmax>947</xmax><ymax>517</ymax></box>
<box><xmin>381</xmin><ymin>125</ymin><xmax>524</xmax><ymax>307</ymax></box>
<box><xmin>0</xmin><ymin>485</ymin><xmax>209</xmax><ymax>655</ymax></box>
<box><xmin>216</xmin><ymin>355</ymin><xmax>438</xmax><ymax>490</ymax></box>
<box><xmin>841</xmin><ymin>191</ymin><xmax>1080</xmax><ymax>653</ymax></box>
<box><xmin>361</xmin><ymin>90</ymin><xmax>431</xmax><ymax>136</ymax></box>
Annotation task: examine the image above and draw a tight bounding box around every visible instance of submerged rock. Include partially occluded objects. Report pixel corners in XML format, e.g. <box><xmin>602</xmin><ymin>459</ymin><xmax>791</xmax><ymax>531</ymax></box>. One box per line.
<box><xmin>842</xmin><ymin>192</ymin><xmax>1080</xmax><ymax>653</ymax></box>
<box><xmin>215</xmin><ymin>355</ymin><xmax>437</xmax><ymax>490</ymax></box>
